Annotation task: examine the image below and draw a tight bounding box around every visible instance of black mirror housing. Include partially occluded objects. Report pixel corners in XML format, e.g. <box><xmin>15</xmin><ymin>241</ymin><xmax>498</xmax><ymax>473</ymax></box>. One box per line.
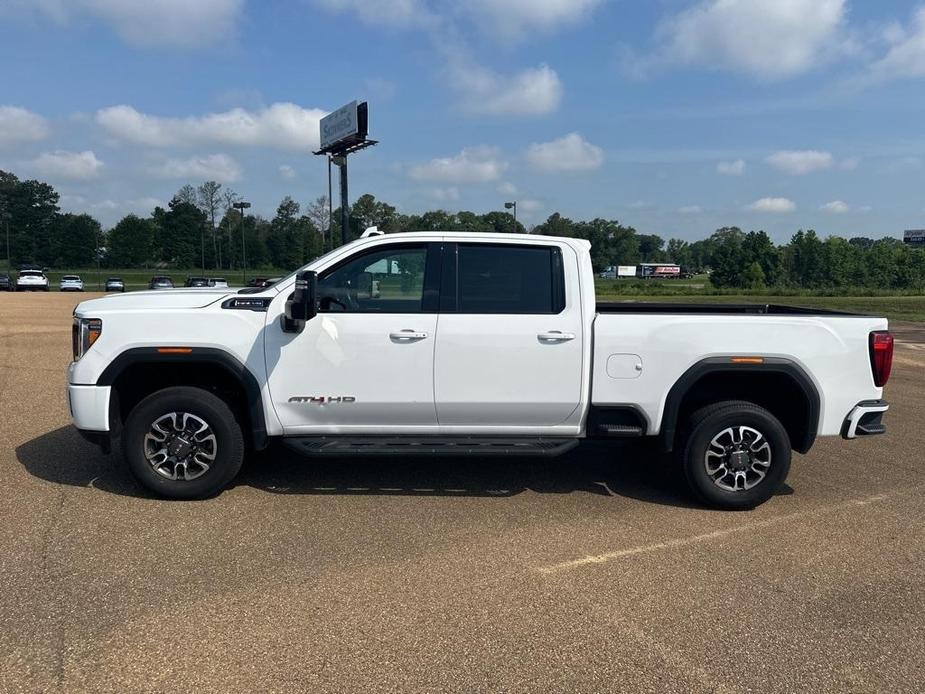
<box><xmin>282</xmin><ymin>270</ymin><xmax>317</xmax><ymax>333</ymax></box>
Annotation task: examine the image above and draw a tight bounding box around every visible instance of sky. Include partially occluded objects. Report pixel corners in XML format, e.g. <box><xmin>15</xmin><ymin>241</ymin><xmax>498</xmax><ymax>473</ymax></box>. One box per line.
<box><xmin>1</xmin><ymin>0</ymin><xmax>925</xmax><ymax>242</ymax></box>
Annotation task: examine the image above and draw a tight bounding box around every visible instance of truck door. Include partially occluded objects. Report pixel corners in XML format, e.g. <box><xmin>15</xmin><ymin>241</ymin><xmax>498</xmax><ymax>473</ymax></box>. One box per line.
<box><xmin>265</xmin><ymin>242</ymin><xmax>441</xmax><ymax>434</ymax></box>
<box><xmin>433</xmin><ymin>242</ymin><xmax>584</xmax><ymax>429</ymax></box>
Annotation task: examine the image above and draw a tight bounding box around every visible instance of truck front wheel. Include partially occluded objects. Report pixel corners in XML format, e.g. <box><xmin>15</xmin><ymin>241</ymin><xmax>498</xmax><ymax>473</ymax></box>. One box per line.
<box><xmin>122</xmin><ymin>386</ymin><xmax>244</xmax><ymax>499</ymax></box>
<box><xmin>680</xmin><ymin>400</ymin><xmax>791</xmax><ymax>510</ymax></box>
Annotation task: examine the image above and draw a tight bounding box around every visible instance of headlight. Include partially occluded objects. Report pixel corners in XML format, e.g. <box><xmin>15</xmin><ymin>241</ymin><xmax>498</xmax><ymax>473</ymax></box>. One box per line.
<box><xmin>72</xmin><ymin>317</ymin><xmax>102</xmax><ymax>361</ymax></box>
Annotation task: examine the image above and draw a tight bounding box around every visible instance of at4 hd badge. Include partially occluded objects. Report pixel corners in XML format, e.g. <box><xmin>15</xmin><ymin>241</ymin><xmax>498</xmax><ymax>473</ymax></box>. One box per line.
<box><xmin>288</xmin><ymin>396</ymin><xmax>357</xmax><ymax>404</ymax></box>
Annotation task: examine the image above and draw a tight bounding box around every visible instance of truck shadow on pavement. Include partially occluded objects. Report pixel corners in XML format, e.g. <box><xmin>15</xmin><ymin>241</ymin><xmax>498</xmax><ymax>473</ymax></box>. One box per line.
<box><xmin>16</xmin><ymin>426</ymin><xmax>775</xmax><ymax>509</ymax></box>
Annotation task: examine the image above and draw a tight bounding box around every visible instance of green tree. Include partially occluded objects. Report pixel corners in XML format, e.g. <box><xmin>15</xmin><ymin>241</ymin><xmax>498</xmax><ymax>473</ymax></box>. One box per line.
<box><xmin>53</xmin><ymin>213</ymin><xmax>100</xmax><ymax>267</ymax></box>
<box><xmin>638</xmin><ymin>234</ymin><xmax>664</xmax><ymax>261</ymax></box>
<box><xmin>154</xmin><ymin>197</ymin><xmax>205</xmax><ymax>267</ymax></box>
<box><xmin>107</xmin><ymin>215</ymin><xmax>155</xmax><ymax>268</ymax></box>
<box><xmin>708</xmin><ymin>227</ymin><xmax>747</xmax><ymax>287</ymax></box>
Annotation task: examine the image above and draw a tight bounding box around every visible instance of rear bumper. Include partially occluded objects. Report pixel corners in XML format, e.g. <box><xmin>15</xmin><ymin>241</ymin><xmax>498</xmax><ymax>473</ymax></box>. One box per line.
<box><xmin>842</xmin><ymin>399</ymin><xmax>889</xmax><ymax>439</ymax></box>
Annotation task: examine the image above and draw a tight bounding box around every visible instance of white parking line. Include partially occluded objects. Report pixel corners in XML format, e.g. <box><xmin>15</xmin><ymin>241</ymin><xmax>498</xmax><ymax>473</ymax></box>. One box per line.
<box><xmin>536</xmin><ymin>493</ymin><xmax>891</xmax><ymax>575</ymax></box>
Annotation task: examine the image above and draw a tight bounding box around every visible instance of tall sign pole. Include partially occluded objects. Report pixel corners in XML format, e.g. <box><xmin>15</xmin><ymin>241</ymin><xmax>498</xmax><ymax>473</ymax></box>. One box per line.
<box><xmin>314</xmin><ymin>101</ymin><xmax>377</xmax><ymax>247</ymax></box>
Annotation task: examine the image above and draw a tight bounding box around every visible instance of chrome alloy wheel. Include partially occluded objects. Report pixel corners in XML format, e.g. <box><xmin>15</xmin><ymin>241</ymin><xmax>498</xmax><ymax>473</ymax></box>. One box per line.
<box><xmin>143</xmin><ymin>412</ymin><xmax>217</xmax><ymax>481</ymax></box>
<box><xmin>704</xmin><ymin>425</ymin><xmax>772</xmax><ymax>492</ymax></box>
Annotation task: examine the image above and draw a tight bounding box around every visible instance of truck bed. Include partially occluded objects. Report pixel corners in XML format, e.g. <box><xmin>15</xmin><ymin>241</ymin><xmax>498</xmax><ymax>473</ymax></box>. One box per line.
<box><xmin>596</xmin><ymin>302</ymin><xmax>861</xmax><ymax>316</ymax></box>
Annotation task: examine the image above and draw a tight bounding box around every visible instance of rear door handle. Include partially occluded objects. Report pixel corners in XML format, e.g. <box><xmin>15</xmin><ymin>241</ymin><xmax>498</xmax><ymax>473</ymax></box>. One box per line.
<box><xmin>390</xmin><ymin>330</ymin><xmax>428</xmax><ymax>341</ymax></box>
<box><xmin>538</xmin><ymin>331</ymin><xmax>576</xmax><ymax>342</ymax></box>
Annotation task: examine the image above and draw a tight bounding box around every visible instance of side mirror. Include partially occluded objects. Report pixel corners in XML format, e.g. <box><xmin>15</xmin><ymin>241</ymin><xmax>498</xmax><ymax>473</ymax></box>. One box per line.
<box><xmin>282</xmin><ymin>270</ymin><xmax>317</xmax><ymax>333</ymax></box>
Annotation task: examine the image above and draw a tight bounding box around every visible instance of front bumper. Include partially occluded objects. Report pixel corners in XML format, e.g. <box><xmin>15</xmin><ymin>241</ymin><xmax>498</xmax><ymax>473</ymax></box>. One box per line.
<box><xmin>67</xmin><ymin>383</ymin><xmax>111</xmax><ymax>432</ymax></box>
<box><xmin>842</xmin><ymin>399</ymin><xmax>889</xmax><ymax>439</ymax></box>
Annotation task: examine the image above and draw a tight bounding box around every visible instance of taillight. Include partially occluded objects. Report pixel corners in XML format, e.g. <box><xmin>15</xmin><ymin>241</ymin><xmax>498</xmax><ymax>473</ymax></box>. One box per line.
<box><xmin>869</xmin><ymin>331</ymin><xmax>893</xmax><ymax>387</ymax></box>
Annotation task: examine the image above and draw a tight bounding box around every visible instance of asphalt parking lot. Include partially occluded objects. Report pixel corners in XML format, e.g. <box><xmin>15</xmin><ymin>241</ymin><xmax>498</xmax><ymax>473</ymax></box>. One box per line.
<box><xmin>1</xmin><ymin>292</ymin><xmax>923</xmax><ymax>693</ymax></box>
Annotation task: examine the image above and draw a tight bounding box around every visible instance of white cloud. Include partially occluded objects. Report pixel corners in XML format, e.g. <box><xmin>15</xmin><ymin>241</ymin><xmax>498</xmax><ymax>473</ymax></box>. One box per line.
<box><xmin>147</xmin><ymin>154</ymin><xmax>241</xmax><ymax>182</ymax></box>
<box><xmin>96</xmin><ymin>103</ymin><xmax>327</xmax><ymax>152</ymax></box>
<box><xmin>820</xmin><ymin>200</ymin><xmax>850</xmax><ymax>214</ymax></box>
<box><xmin>857</xmin><ymin>205</ymin><xmax>873</xmax><ymax>213</ymax></box>
<box><xmin>716</xmin><ymin>159</ymin><xmax>745</xmax><ymax>176</ymax></box>
<box><xmin>31</xmin><ymin>150</ymin><xmax>103</xmax><ymax>180</ymax></box>
<box><xmin>0</xmin><ymin>106</ymin><xmax>50</xmax><ymax>147</ymax></box>
<box><xmin>865</xmin><ymin>8</ymin><xmax>925</xmax><ymax>83</ymax></box>
<box><xmin>311</xmin><ymin>0</ymin><xmax>432</xmax><ymax>28</ymax></box>
<box><xmin>313</xmin><ymin>0</ymin><xmax>599</xmax><ymax>37</ymax></box>
<box><xmin>525</xmin><ymin>133</ymin><xmax>604</xmax><ymax>173</ymax></box>
<box><xmin>679</xmin><ymin>205</ymin><xmax>703</xmax><ymax>214</ymax></box>
<box><xmin>747</xmin><ymin>197</ymin><xmax>796</xmax><ymax>213</ymax></box>
<box><xmin>766</xmin><ymin>150</ymin><xmax>833</xmax><ymax>175</ymax></box>
<box><xmin>519</xmin><ymin>199</ymin><xmax>544</xmax><ymax>214</ymax></box>
<box><xmin>408</xmin><ymin>146</ymin><xmax>507</xmax><ymax>184</ymax></box>
<box><xmin>464</xmin><ymin>0</ymin><xmax>600</xmax><ymax>36</ymax></box>
<box><xmin>840</xmin><ymin>156</ymin><xmax>860</xmax><ymax>170</ymax></box>
<box><xmin>498</xmin><ymin>181</ymin><xmax>518</xmax><ymax>195</ymax></box>
<box><xmin>12</xmin><ymin>0</ymin><xmax>243</xmax><ymax>47</ymax></box>
<box><xmin>428</xmin><ymin>187</ymin><xmax>460</xmax><ymax>202</ymax></box>
<box><xmin>631</xmin><ymin>0</ymin><xmax>849</xmax><ymax>80</ymax></box>
<box><xmin>450</xmin><ymin>63</ymin><xmax>562</xmax><ymax>116</ymax></box>
<box><xmin>278</xmin><ymin>164</ymin><xmax>297</xmax><ymax>180</ymax></box>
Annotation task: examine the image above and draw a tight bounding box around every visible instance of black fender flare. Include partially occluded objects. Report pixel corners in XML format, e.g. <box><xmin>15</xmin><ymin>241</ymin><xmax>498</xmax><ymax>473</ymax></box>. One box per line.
<box><xmin>97</xmin><ymin>347</ymin><xmax>268</xmax><ymax>450</ymax></box>
<box><xmin>659</xmin><ymin>357</ymin><xmax>821</xmax><ymax>454</ymax></box>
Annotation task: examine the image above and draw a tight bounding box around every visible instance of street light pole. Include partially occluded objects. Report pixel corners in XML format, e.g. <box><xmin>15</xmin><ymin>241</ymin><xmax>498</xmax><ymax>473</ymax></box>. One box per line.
<box><xmin>233</xmin><ymin>201</ymin><xmax>251</xmax><ymax>284</ymax></box>
<box><xmin>504</xmin><ymin>201</ymin><xmax>517</xmax><ymax>232</ymax></box>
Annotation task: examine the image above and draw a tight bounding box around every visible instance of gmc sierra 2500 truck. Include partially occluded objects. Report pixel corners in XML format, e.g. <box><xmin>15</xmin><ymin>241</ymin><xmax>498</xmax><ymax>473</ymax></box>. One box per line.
<box><xmin>68</xmin><ymin>231</ymin><xmax>893</xmax><ymax>509</ymax></box>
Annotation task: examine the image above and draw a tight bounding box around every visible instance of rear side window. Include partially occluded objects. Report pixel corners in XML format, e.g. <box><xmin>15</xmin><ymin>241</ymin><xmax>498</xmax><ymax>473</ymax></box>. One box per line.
<box><xmin>456</xmin><ymin>244</ymin><xmax>565</xmax><ymax>314</ymax></box>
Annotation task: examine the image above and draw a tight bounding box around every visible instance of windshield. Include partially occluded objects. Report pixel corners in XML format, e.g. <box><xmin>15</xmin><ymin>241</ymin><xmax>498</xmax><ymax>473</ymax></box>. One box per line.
<box><xmin>239</xmin><ymin>240</ymin><xmax>366</xmax><ymax>294</ymax></box>
<box><xmin>20</xmin><ymin>271</ymin><xmax>43</xmax><ymax>277</ymax></box>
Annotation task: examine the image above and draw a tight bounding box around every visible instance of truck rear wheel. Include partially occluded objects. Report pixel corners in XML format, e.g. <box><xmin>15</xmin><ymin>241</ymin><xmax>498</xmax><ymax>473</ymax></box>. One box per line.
<box><xmin>680</xmin><ymin>400</ymin><xmax>791</xmax><ymax>510</ymax></box>
<box><xmin>122</xmin><ymin>386</ymin><xmax>244</xmax><ymax>499</ymax></box>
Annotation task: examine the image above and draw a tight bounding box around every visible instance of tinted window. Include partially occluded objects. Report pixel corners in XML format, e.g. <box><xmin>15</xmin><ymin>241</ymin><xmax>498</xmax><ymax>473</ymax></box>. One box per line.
<box><xmin>457</xmin><ymin>244</ymin><xmax>563</xmax><ymax>314</ymax></box>
<box><xmin>319</xmin><ymin>245</ymin><xmax>428</xmax><ymax>313</ymax></box>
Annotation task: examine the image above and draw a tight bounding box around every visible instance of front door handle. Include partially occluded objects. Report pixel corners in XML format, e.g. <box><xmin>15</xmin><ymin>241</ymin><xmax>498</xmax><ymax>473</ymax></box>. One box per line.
<box><xmin>390</xmin><ymin>330</ymin><xmax>428</xmax><ymax>341</ymax></box>
<box><xmin>538</xmin><ymin>331</ymin><xmax>576</xmax><ymax>342</ymax></box>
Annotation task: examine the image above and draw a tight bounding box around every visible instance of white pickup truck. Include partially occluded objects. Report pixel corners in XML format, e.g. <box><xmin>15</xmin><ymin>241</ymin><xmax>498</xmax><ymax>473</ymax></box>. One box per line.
<box><xmin>68</xmin><ymin>231</ymin><xmax>893</xmax><ymax>509</ymax></box>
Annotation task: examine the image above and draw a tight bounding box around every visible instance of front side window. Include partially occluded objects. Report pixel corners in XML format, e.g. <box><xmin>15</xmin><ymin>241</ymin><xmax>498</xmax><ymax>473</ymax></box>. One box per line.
<box><xmin>318</xmin><ymin>245</ymin><xmax>428</xmax><ymax>313</ymax></box>
<box><xmin>456</xmin><ymin>244</ymin><xmax>564</xmax><ymax>314</ymax></box>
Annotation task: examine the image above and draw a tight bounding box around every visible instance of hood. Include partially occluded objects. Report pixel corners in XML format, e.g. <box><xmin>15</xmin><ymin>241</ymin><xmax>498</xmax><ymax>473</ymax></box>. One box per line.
<box><xmin>75</xmin><ymin>288</ymin><xmax>234</xmax><ymax>315</ymax></box>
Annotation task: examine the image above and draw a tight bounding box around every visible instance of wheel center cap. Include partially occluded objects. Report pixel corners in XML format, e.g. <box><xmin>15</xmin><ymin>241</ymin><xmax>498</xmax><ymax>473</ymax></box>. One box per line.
<box><xmin>168</xmin><ymin>437</ymin><xmax>191</xmax><ymax>457</ymax></box>
<box><xmin>729</xmin><ymin>450</ymin><xmax>749</xmax><ymax>470</ymax></box>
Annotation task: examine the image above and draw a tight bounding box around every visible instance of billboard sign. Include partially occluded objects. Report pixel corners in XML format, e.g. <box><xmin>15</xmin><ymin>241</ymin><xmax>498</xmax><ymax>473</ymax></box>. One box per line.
<box><xmin>904</xmin><ymin>229</ymin><xmax>925</xmax><ymax>246</ymax></box>
<box><xmin>319</xmin><ymin>101</ymin><xmax>369</xmax><ymax>152</ymax></box>
<box><xmin>617</xmin><ymin>265</ymin><xmax>636</xmax><ymax>277</ymax></box>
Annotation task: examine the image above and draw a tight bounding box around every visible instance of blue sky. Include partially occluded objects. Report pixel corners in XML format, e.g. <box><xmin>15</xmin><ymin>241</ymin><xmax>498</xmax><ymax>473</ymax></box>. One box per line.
<box><xmin>2</xmin><ymin>0</ymin><xmax>925</xmax><ymax>242</ymax></box>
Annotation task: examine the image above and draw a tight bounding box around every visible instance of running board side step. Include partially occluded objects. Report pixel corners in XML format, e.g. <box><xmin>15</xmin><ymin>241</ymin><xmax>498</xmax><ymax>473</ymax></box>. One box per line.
<box><xmin>283</xmin><ymin>436</ymin><xmax>579</xmax><ymax>457</ymax></box>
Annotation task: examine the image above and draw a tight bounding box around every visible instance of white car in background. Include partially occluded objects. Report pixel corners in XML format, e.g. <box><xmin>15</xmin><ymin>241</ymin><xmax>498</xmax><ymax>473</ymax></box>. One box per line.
<box><xmin>16</xmin><ymin>270</ymin><xmax>49</xmax><ymax>291</ymax></box>
<box><xmin>60</xmin><ymin>275</ymin><xmax>85</xmax><ymax>292</ymax></box>
<box><xmin>208</xmin><ymin>277</ymin><xmax>229</xmax><ymax>288</ymax></box>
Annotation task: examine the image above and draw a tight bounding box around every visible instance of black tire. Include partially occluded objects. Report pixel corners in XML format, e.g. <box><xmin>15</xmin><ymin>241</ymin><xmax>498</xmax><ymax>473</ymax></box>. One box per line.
<box><xmin>122</xmin><ymin>386</ymin><xmax>244</xmax><ymax>499</ymax></box>
<box><xmin>680</xmin><ymin>400</ymin><xmax>791</xmax><ymax>510</ymax></box>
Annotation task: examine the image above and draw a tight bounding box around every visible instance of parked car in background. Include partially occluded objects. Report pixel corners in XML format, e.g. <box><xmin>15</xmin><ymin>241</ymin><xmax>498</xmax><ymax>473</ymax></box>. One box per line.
<box><xmin>16</xmin><ymin>269</ymin><xmax>49</xmax><ymax>291</ymax></box>
<box><xmin>208</xmin><ymin>277</ymin><xmax>229</xmax><ymax>288</ymax></box>
<box><xmin>60</xmin><ymin>275</ymin><xmax>84</xmax><ymax>292</ymax></box>
<box><xmin>0</xmin><ymin>272</ymin><xmax>13</xmax><ymax>291</ymax></box>
<box><xmin>148</xmin><ymin>276</ymin><xmax>174</xmax><ymax>290</ymax></box>
<box><xmin>105</xmin><ymin>278</ymin><xmax>125</xmax><ymax>293</ymax></box>
<box><xmin>184</xmin><ymin>276</ymin><xmax>209</xmax><ymax>288</ymax></box>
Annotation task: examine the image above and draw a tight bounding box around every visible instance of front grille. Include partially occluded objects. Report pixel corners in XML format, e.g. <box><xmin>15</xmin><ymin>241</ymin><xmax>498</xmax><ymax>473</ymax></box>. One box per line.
<box><xmin>72</xmin><ymin>321</ymin><xmax>79</xmax><ymax>360</ymax></box>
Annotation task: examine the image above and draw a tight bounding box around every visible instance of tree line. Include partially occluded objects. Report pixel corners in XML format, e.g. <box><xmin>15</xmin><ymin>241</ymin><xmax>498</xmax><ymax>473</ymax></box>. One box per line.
<box><xmin>1</xmin><ymin>168</ymin><xmax>923</xmax><ymax>289</ymax></box>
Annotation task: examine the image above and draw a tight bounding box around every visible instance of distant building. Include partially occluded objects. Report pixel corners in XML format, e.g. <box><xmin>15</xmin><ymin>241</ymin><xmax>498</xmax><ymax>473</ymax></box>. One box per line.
<box><xmin>904</xmin><ymin>230</ymin><xmax>925</xmax><ymax>247</ymax></box>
